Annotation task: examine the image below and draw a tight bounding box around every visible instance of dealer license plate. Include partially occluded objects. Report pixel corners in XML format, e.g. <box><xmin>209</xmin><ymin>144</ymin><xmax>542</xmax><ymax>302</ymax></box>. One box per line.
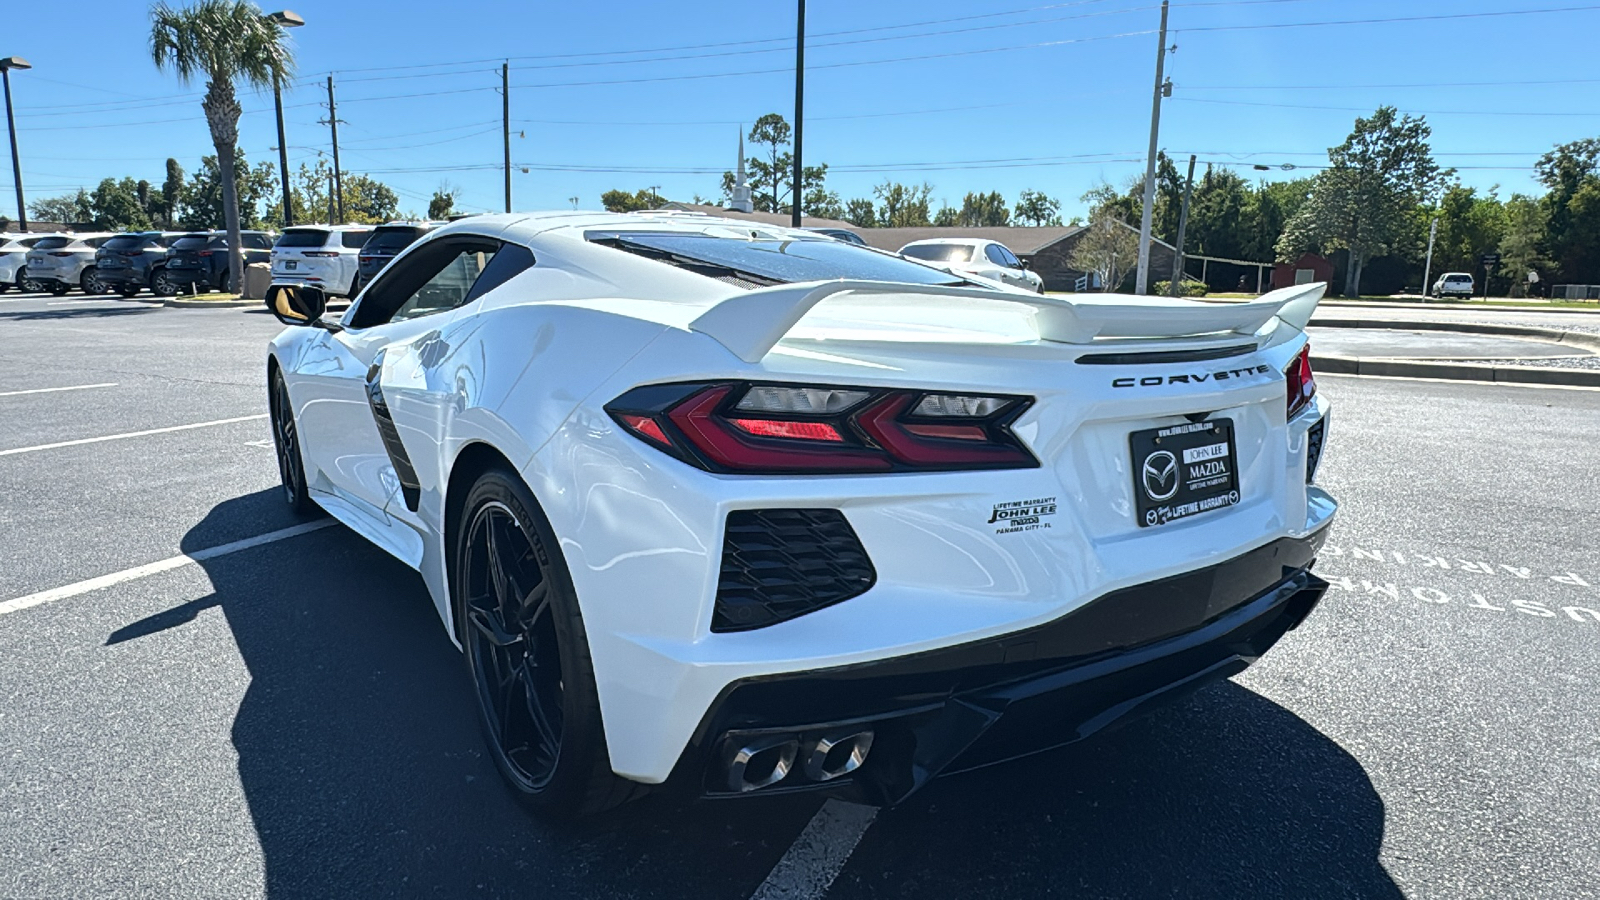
<box><xmin>284</xmin><ymin>260</ymin><xmax>297</xmax><ymax>270</ymax></box>
<box><xmin>1129</xmin><ymin>418</ymin><xmax>1240</xmax><ymax>528</ymax></box>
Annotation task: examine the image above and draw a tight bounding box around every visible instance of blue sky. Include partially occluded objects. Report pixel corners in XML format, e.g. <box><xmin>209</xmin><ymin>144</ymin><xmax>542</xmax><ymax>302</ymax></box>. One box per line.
<box><xmin>3</xmin><ymin>0</ymin><xmax>1596</xmax><ymax>222</ymax></box>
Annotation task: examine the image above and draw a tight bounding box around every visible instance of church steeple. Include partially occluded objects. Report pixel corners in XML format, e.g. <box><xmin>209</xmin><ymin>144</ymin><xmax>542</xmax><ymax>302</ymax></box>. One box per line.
<box><xmin>729</xmin><ymin>128</ymin><xmax>753</xmax><ymax>213</ymax></box>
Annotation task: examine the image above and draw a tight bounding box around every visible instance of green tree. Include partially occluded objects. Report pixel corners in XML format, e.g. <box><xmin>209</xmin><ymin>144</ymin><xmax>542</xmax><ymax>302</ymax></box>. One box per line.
<box><xmin>957</xmin><ymin>191</ymin><xmax>1009</xmax><ymax>227</ymax></box>
<box><xmin>872</xmin><ymin>180</ymin><xmax>933</xmax><ymax>227</ymax></box>
<box><xmin>1431</xmin><ymin>184</ymin><xmax>1507</xmax><ymax>277</ymax></box>
<box><xmin>160</xmin><ymin>158</ymin><xmax>186</xmax><ymax>228</ymax></box>
<box><xmin>844</xmin><ymin>197</ymin><xmax>876</xmax><ymax>228</ymax></box>
<box><xmin>1277</xmin><ymin>107</ymin><xmax>1446</xmax><ymax>297</ymax></box>
<box><xmin>1241</xmin><ymin>177</ymin><xmax>1312</xmax><ymax>263</ymax></box>
<box><xmin>1013</xmin><ymin>189</ymin><xmax>1063</xmax><ymax>227</ymax></box>
<box><xmin>1535</xmin><ymin>138</ymin><xmax>1600</xmax><ymax>283</ymax></box>
<box><xmin>90</xmin><ymin>177</ymin><xmax>154</xmax><ymax>230</ymax></box>
<box><xmin>150</xmin><ymin>0</ymin><xmax>295</xmax><ymax>292</ymax></box>
<box><xmin>803</xmin><ymin>186</ymin><xmax>844</xmax><ymax>221</ymax></box>
<box><xmin>184</xmin><ymin>151</ymin><xmax>276</xmax><ymax>230</ymax></box>
<box><xmin>932</xmin><ymin>204</ymin><xmax>959</xmax><ymax>227</ymax></box>
<box><xmin>1499</xmin><ymin>194</ymin><xmax>1552</xmax><ymax>296</ymax></box>
<box><xmin>600</xmin><ymin>187</ymin><xmax>665</xmax><ymax>212</ymax></box>
<box><xmin>1069</xmin><ymin>213</ymin><xmax>1137</xmax><ymax>292</ymax></box>
<box><xmin>341</xmin><ymin>174</ymin><xmax>399</xmax><ymax>224</ymax></box>
<box><xmin>428</xmin><ymin>186</ymin><xmax>455</xmax><ymax>220</ymax></box>
<box><xmin>719</xmin><ymin>114</ymin><xmax>830</xmax><ymax>215</ymax></box>
<box><xmin>29</xmin><ymin>190</ymin><xmax>94</xmax><ymax>226</ymax></box>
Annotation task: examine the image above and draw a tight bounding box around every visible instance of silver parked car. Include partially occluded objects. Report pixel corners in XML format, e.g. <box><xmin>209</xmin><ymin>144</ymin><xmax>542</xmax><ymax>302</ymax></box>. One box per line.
<box><xmin>24</xmin><ymin>233</ymin><xmax>117</xmax><ymax>295</ymax></box>
<box><xmin>0</xmin><ymin>232</ymin><xmax>65</xmax><ymax>293</ymax></box>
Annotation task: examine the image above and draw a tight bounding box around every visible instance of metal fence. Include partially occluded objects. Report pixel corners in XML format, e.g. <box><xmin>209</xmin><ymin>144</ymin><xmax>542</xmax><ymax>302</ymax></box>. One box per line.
<box><xmin>1552</xmin><ymin>285</ymin><xmax>1600</xmax><ymax>301</ymax></box>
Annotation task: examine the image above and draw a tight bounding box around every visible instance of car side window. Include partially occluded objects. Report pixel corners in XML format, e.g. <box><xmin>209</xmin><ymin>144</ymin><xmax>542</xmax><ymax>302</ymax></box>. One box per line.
<box><xmin>998</xmin><ymin>246</ymin><xmax>1022</xmax><ymax>268</ymax></box>
<box><xmin>341</xmin><ymin>231</ymin><xmax>370</xmax><ymax>249</ymax></box>
<box><xmin>984</xmin><ymin>243</ymin><xmax>1008</xmax><ymax>266</ymax></box>
<box><xmin>349</xmin><ymin>236</ymin><xmax>507</xmax><ymax>328</ymax></box>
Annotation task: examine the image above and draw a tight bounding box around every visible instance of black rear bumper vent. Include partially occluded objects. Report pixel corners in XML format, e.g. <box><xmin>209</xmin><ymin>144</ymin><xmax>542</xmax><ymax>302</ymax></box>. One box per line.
<box><xmin>1306</xmin><ymin>416</ymin><xmax>1327</xmax><ymax>483</ymax></box>
<box><xmin>713</xmin><ymin>509</ymin><xmax>877</xmax><ymax>632</ymax></box>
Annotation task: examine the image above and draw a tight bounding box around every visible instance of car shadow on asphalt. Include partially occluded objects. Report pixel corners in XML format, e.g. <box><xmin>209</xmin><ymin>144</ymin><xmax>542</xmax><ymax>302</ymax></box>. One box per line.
<box><xmin>832</xmin><ymin>681</ymin><xmax>1402</xmax><ymax>899</ymax></box>
<box><xmin>0</xmin><ymin>306</ymin><xmax>158</xmax><ymax>321</ymax></box>
<box><xmin>110</xmin><ymin>491</ymin><xmax>822</xmax><ymax>900</ymax></box>
<box><xmin>110</xmin><ymin>490</ymin><xmax>1400</xmax><ymax>899</ymax></box>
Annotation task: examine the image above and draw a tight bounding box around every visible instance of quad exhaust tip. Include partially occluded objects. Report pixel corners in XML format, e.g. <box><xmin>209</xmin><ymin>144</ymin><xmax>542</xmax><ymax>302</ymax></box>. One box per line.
<box><xmin>724</xmin><ymin>729</ymin><xmax>875</xmax><ymax>793</ymax></box>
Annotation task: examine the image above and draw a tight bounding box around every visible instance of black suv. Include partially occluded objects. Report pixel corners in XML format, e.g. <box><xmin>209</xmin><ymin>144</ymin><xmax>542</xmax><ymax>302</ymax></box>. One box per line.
<box><xmin>94</xmin><ymin>232</ymin><xmax>184</xmax><ymax>297</ymax></box>
<box><xmin>159</xmin><ymin>230</ymin><xmax>275</xmax><ymax>294</ymax></box>
<box><xmin>357</xmin><ymin>222</ymin><xmax>438</xmax><ymax>288</ymax></box>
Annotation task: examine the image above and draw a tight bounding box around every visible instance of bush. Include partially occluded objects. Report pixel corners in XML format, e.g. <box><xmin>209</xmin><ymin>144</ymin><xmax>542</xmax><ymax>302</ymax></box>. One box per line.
<box><xmin>1153</xmin><ymin>279</ymin><xmax>1209</xmax><ymax>297</ymax></box>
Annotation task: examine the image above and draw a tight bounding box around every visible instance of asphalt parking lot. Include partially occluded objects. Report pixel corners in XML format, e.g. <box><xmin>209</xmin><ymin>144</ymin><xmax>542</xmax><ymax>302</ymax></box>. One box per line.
<box><xmin>2</xmin><ymin>290</ymin><xmax>1598</xmax><ymax>899</ymax></box>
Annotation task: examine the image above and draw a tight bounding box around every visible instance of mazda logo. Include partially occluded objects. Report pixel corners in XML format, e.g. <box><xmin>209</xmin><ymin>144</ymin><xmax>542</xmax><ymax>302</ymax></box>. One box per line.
<box><xmin>1141</xmin><ymin>450</ymin><xmax>1179</xmax><ymax>502</ymax></box>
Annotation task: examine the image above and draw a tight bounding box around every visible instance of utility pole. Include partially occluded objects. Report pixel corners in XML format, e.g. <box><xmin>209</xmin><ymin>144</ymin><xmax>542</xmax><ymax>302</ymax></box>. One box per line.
<box><xmin>1</xmin><ymin>57</ymin><xmax>32</xmax><ymax>231</ymax></box>
<box><xmin>791</xmin><ymin>0</ymin><xmax>805</xmax><ymax>228</ymax></box>
<box><xmin>273</xmin><ymin>73</ymin><xmax>293</xmax><ymax>226</ymax></box>
<box><xmin>1168</xmin><ymin>154</ymin><xmax>1196</xmax><ymax>296</ymax></box>
<box><xmin>325</xmin><ymin>75</ymin><xmax>343</xmax><ymax>222</ymax></box>
<box><xmin>1421</xmin><ymin>217</ymin><xmax>1438</xmax><ymax>298</ymax></box>
<box><xmin>502</xmin><ymin>62</ymin><xmax>511</xmax><ymax>214</ymax></box>
<box><xmin>1135</xmin><ymin>0</ymin><xmax>1170</xmax><ymax>295</ymax></box>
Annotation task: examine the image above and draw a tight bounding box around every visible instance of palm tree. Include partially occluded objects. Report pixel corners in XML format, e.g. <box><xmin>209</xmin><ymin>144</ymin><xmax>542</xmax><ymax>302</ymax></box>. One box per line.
<box><xmin>150</xmin><ymin>0</ymin><xmax>293</xmax><ymax>293</ymax></box>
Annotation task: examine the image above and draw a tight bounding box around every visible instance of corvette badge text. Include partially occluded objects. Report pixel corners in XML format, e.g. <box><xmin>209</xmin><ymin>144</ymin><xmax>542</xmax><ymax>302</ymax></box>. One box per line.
<box><xmin>1112</xmin><ymin>364</ymin><xmax>1273</xmax><ymax>389</ymax></box>
<box><xmin>989</xmin><ymin>497</ymin><xmax>1057</xmax><ymax>534</ymax></box>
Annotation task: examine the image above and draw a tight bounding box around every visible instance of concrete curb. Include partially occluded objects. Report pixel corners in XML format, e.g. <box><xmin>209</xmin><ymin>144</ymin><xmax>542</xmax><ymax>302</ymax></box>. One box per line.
<box><xmin>1313</xmin><ymin>355</ymin><xmax>1600</xmax><ymax>388</ymax></box>
<box><xmin>1312</xmin><ymin>317</ymin><xmax>1600</xmax><ymax>355</ymax></box>
<box><xmin>1320</xmin><ymin>299</ymin><xmax>1600</xmax><ymax>315</ymax></box>
<box><xmin>117</xmin><ymin>295</ymin><xmax>166</xmax><ymax>304</ymax></box>
<box><xmin>164</xmin><ymin>296</ymin><xmax>258</xmax><ymax>309</ymax></box>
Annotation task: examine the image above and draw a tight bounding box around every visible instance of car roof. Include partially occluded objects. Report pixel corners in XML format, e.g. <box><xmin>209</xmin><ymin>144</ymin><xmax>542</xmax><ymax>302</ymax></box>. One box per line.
<box><xmin>285</xmin><ymin>223</ymin><xmax>373</xmax><ymax>232</ymax></box>
<box><xmin>901</xmin><ymin>238</ymin><xmax>985</xmax><ymax>248</ymax></box>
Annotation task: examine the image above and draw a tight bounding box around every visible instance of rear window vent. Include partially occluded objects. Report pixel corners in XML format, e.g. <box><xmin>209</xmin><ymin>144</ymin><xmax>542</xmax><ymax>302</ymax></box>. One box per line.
<box><xmin>713</xmin><ymin>509</ymin><xmax>876</xmax><ymax>632</ymax></box>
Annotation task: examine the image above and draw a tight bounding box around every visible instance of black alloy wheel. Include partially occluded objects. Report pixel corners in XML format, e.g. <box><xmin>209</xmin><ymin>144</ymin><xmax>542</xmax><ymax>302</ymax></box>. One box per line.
<box><xmin>456</xmin><ymin>468</ymin><xmax>643</xmax><ymax>819</ymax></box>
<box><xmin>269</xmin><ymin>370</ymin><xmax>318</xmax><ymax>515</ymax></box>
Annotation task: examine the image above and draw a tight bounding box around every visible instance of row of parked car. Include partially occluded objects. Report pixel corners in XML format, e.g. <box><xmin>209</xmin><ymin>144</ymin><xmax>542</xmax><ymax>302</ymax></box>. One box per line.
<box><xmin>0</xmin><ymin>221</ymin><xmax>439</xmax><ymax>298</ymax></box>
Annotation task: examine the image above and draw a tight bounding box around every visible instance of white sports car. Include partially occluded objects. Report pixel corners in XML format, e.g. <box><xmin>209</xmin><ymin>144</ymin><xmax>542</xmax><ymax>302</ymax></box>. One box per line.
<box><xmin>265</xmin><ymin>211</ymin><xmax>1335</xmax><ymax>819</ymax></box>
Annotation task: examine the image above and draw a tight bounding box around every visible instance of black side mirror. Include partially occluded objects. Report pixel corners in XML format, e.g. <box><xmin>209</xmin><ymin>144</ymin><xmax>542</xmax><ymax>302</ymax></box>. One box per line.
<box><xmin>266</xmin><ymin>283</ymin><xmax>329</xmax><ymax>327</ymax></box>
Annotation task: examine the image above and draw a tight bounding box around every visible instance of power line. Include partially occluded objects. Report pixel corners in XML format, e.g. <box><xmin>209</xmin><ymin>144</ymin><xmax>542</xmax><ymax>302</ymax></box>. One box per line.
<box><xmin>1174</xmin><ymin>3</ymin><xmax>1600</xmax><ymax>33</ymax></box>
<box><xmin>1174</xmin><ymin>97</ymin><xmax>1600</xmax><ymax>117</ymax></box>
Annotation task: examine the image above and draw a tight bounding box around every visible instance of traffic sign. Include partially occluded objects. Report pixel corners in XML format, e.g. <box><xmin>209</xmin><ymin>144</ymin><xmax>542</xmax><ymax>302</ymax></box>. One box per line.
<box><xmin>1481</xmin><ymin>253</ymin><xmax>1501</xmax><ymax>267</ymax></box>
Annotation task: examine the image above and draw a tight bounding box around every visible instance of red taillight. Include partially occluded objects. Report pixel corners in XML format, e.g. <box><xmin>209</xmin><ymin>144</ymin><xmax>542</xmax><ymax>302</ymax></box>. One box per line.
<box><xmin>608</xmin><ymin>382</ymin><xmax>1036</xmax><ymax>475</ymax></box>
<box><xmin>1286</xmin><ymin>344</ymin><xmax>1316</xmax><ymax>418</ymax></box>
<box><xmin>302</xmin><ymin>251</ymin><xmax>338</xmax><ymax>258</ymax></box>
<box><xmin>198</xmin><ymin>249</ymin><xmax>214</xmax><ymax>257</ymax></box>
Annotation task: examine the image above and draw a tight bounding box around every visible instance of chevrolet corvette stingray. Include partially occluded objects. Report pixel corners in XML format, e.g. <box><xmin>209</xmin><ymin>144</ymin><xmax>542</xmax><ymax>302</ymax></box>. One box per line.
<box><xmin>263</xmin><ymin>210</ymin><xmax>1335</xmax><ymax>819</ymax></box>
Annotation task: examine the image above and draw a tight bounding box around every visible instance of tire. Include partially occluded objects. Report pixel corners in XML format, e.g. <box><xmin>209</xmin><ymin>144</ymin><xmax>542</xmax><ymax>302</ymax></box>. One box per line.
<box><xmin>119</xmin><ymin>284</ymin><xmax>141</xmax><ymax>298</ymax></box>
<box><xmin>454</xmin><ymin>466</ymin><xmax>644</xmax><ymax>820</ymax></box>
<box><xmin>19</xmin><ymin>268</ymin><xmax>44</xmax><ymax>293</ymax></box>
<box><xmin>215</xmin><ymin>269</ymin><xmax>230</xmax><ymax>293</ymax></box>
<box><xmin>269</xmin><ymin>369</ymin><xmax>321</xmax><ymax>517</ymax></box>
<box><xmin>153</xmin><ymin>269</ymin><xmax>179</xmax><ymax>297</ymax></box>
<box><xmin>49</xmin><ymin>282</ymin><xmax>69</xmax><ymax>296</ymax></box>
<box><xmin>0</xmin><ymin>281</ymin><xmax>8</xmax><ymax>294</ymax></box>
<box><xmin>81</xmin><ymin>267</ymin><xmax>106</xmax><ymax>295</ymax></box>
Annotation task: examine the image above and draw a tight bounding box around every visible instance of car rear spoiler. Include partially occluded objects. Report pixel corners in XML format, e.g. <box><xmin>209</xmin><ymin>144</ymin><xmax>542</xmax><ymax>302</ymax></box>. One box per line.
<box><xmin>689</xmin><ymin>280</ymin><xmax>1327</xmax><ymax>363</ymax></box>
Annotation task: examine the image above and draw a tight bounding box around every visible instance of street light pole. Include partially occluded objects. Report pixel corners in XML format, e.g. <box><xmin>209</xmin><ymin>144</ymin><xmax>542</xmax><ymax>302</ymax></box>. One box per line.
<box><xmin>264</xmin><ymin>12</ymin><xmax>303</xmax><ymax>228</ymax></box>
<box><xmin>1135</xmin><ymin>0</ymin><xmax>1169</xmax><ymax>295</ymax></box>
<box><xmin>1</xmin><ymin>57</ymin><xmax>33</xmax><ymax>232</ymax></box>
<box><xmin>791</xmin><ymin>0</ymin><xmax>805</xmax><ymax>228</ymax></box>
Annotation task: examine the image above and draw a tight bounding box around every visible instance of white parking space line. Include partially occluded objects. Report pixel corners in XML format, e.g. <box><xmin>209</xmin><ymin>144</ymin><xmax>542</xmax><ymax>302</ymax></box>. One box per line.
<box><xmin>0</xmin><ymin>520</ymin><xmax>336</xmax><ymax>619</ymax></box>
<box><xmin>0</xmin><ymin>414</ymin><xmax>267</xmax><ymax>457</ymax></box>
<box><xmin>749</xmin><ymin>800</ymin><xmax>878</xmax><ymax>900</ymax></box>
<box><xmin>47</xmin><ymin>298</ymin><xmax>122</xmax><ymax>306</ymax></box>
<box><xmin>0</xmin><ymin>382</ymin><xmax>118</xmax><ymax>397</ymax></box>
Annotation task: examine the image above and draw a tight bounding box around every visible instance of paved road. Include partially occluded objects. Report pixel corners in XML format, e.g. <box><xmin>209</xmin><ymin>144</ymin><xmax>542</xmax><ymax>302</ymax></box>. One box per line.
<box><xmin>2</xmin><ymin>293</ymin><xmax>1598</xmax><ymax>899</ymax></box>
<box><xmin>1313</xmin><ymin>302</ymin><xmax>1600</xmax><ymax>335</ymax></box>
<box><xmin>1307</xmin><ymin>326</ymin><xmax>1593</xmax><ymax>360</ymax></box>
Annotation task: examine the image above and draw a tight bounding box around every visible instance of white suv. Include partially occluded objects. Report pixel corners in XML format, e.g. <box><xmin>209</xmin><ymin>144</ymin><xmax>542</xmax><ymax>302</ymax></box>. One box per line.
<box><xmin>270</xmin><ymin>224</ymin><xmax>374</xmax><ymax>297</ymax></box>
<box><xmin>24</xmin><ymin>233</ymin><xmax>117</xmax><ymax>295</ymax></box>
<box><xmin>0</xmin><ymin>232</ymin><xmax>64</xmax><ymax>293</ymax></box>
<box><xmin>899</xmin><ymin>238</ymin><xmax>1045</xmax><ymax>293</ymax></box>
<box><xmin>1432</xmin><ymin>272</ymin><xmax>1474</xmax><ymax>299</ymax></box>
